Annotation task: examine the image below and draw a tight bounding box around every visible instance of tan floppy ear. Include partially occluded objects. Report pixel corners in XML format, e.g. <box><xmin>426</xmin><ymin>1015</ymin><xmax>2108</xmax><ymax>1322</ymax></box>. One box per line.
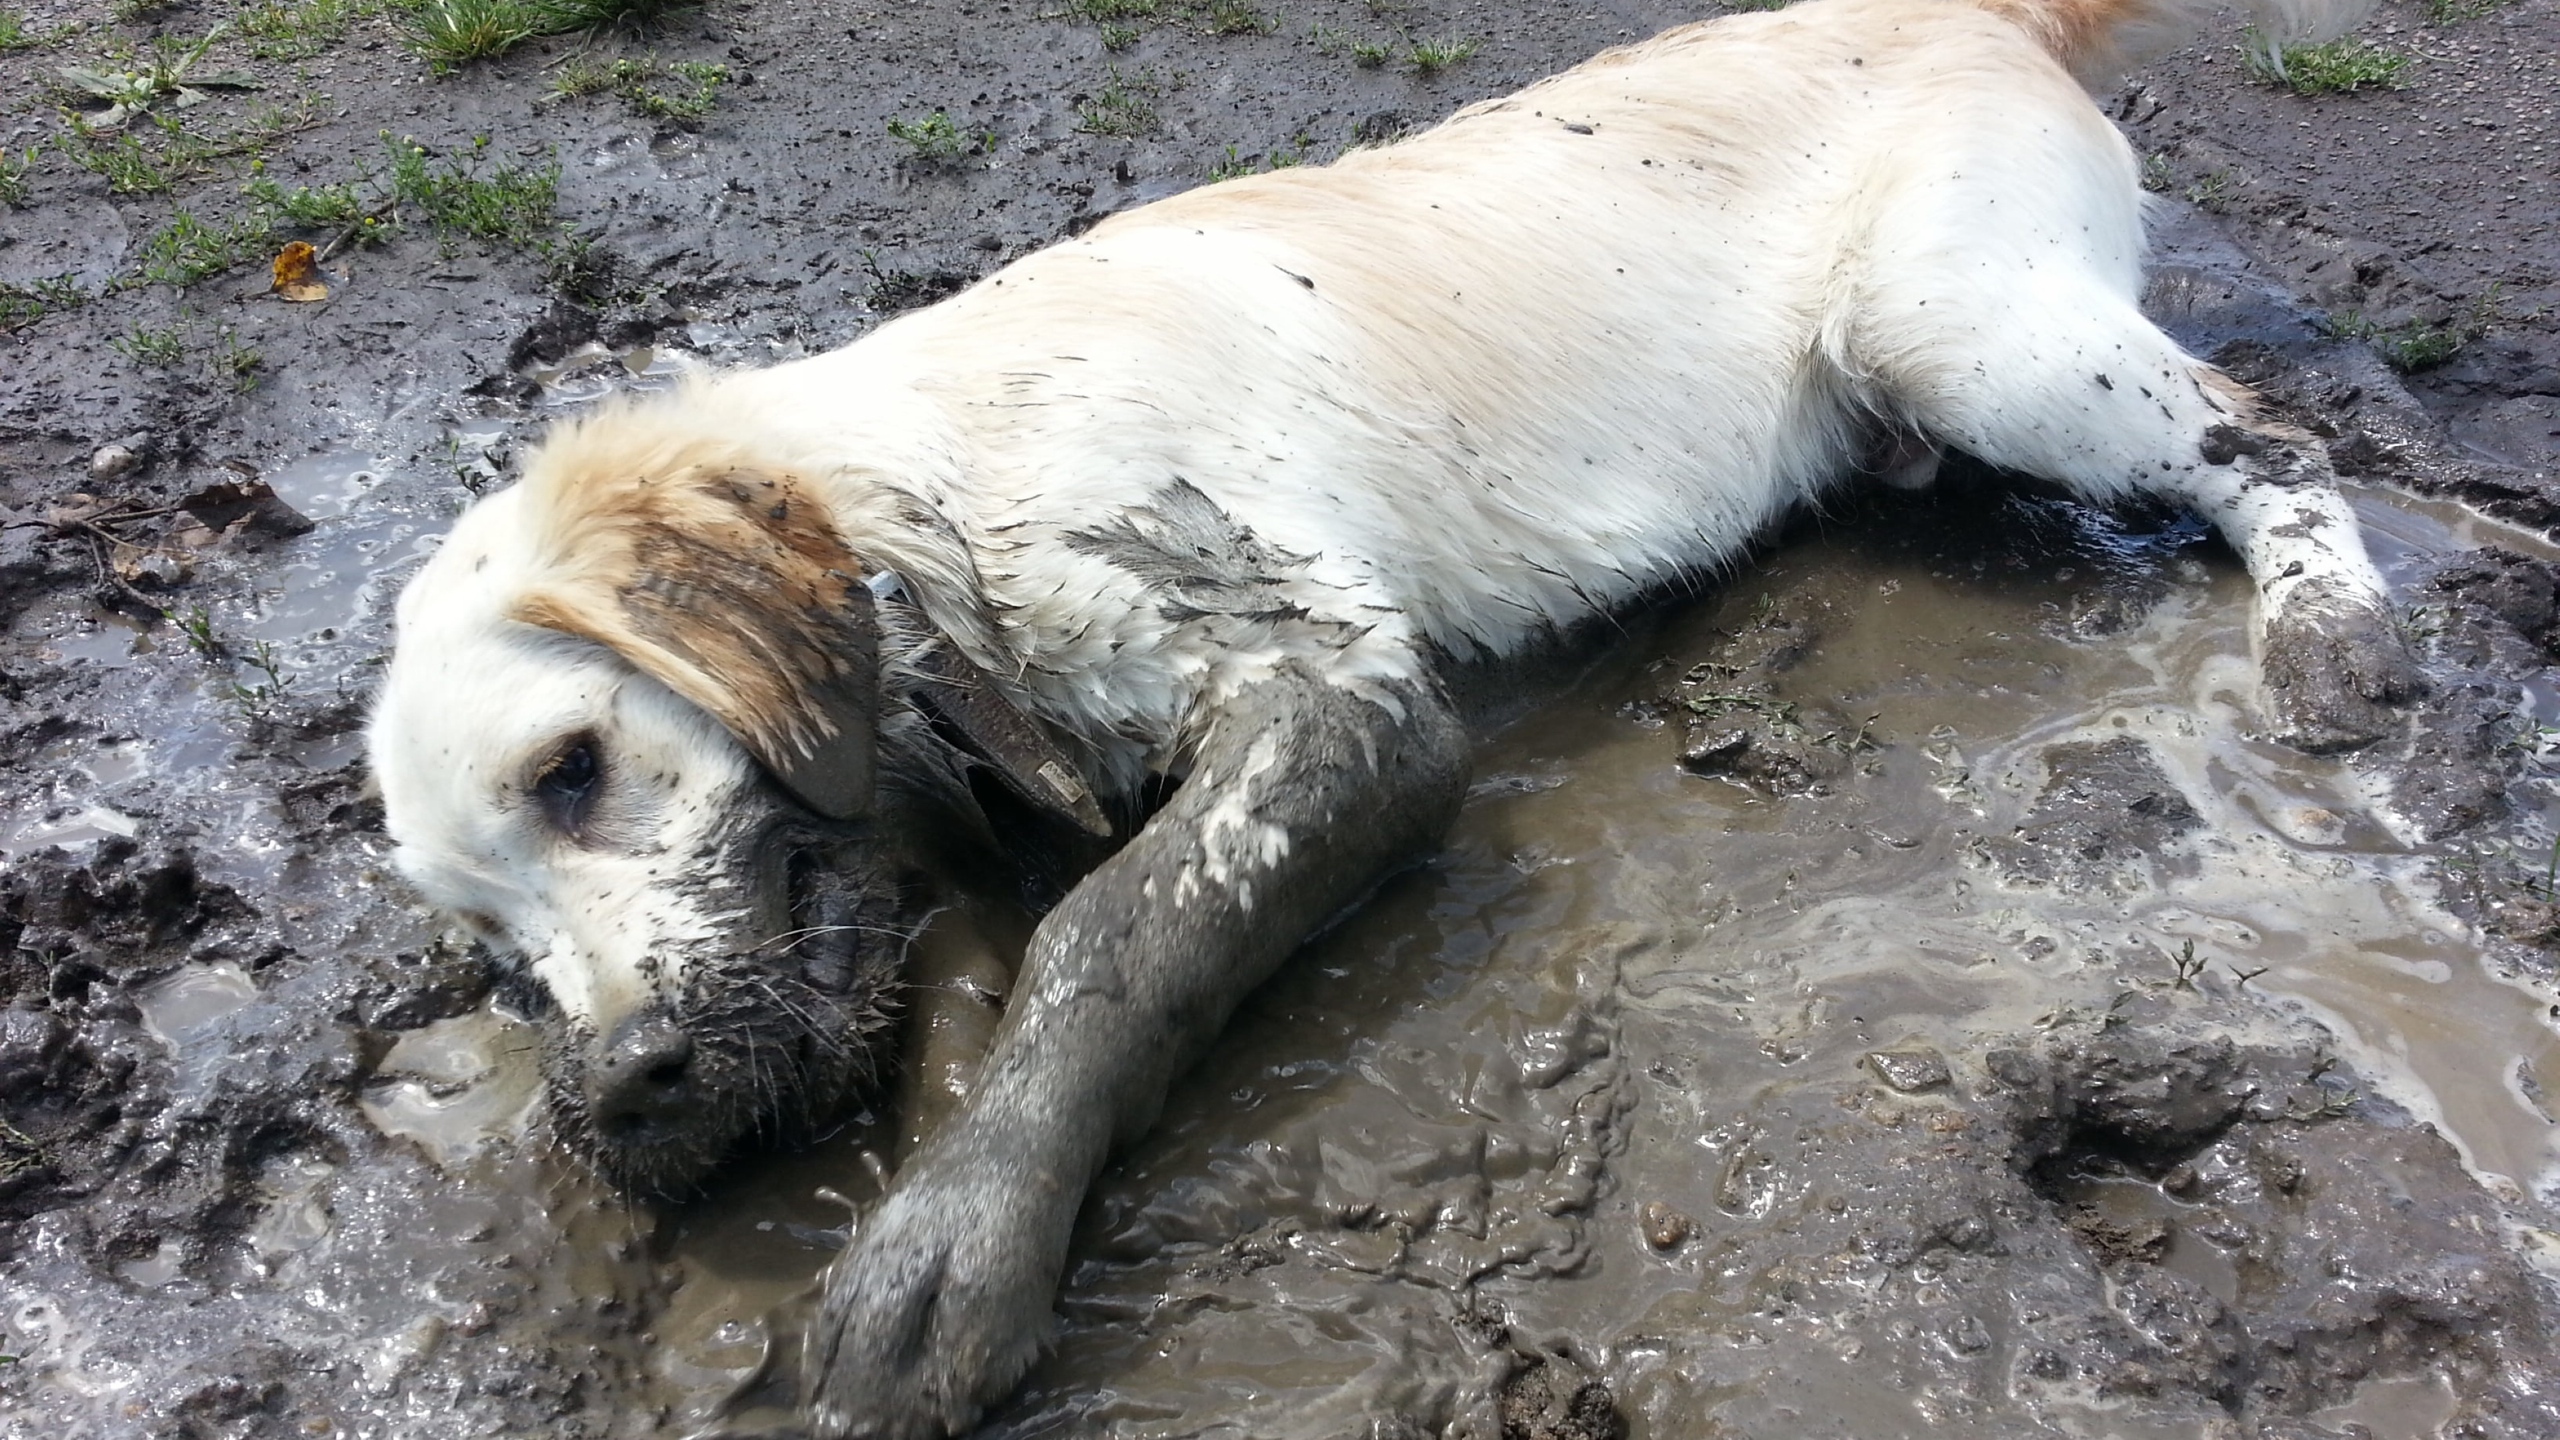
<box><xmin>508</xmin><ymin>467</ymin><xmax>879</xmax><ymax>820</ymax></box>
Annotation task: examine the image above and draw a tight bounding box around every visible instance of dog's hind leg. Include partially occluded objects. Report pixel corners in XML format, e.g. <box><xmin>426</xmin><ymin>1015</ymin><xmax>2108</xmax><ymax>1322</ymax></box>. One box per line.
<box><xmin>804</xmin><ymin>663</ymin><xmax>1469</xmax><ymax>1440</ymax></box>
<box><xmin>1863</xmin><ymin>284</ymin><xmax>2421</xmax><ymax>752</ymax></box>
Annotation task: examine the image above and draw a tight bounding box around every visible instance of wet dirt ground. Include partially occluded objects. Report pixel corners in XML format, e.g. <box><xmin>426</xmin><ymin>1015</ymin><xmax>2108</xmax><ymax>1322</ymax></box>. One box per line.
<box><xmin>3</xmin><ymin>1</ymin><xmax>2559</xmax><ymax>1437</ymax></box>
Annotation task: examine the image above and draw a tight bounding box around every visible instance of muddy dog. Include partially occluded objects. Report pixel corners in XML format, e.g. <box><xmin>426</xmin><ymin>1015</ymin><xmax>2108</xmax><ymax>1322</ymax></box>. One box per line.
<box><xmin>368</xmin><ymin>0</ymin><xmax>2415</xmax><ymax>1432</ymax></box>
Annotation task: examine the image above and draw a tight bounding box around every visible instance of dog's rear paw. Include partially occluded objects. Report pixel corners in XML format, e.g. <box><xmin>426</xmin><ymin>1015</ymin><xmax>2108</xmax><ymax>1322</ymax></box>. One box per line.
<box><xmin>2261</xmin><ymin>601</ymin><xmax>2426</xmax><ymax>754</ymax></box>
<box><xmin>803</xmin><ymin>1164</ymin><xmax>1065</xmax><ymax>1440</ymax></box>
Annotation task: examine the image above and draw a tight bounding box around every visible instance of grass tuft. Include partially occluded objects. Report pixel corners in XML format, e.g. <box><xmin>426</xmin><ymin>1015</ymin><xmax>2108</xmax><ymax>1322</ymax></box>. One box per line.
<box><xmin>245</xmin><ymin>174</ymin><xmax>370</xmax><ymax>227</ymax></box>
<box><xmin>2423</xmin><ymin>0</ymin><xmax>2515</xmax><ymax>20</ymax></box>
<box><xmin>1202</xmin><ymin>0</ymin><xmax>1273</xmax><ymax>35</ymax></box>
<box><xmin>552</xmin><ymin>55</ymin><xmax>728</xmax><ymax>117</ymax></box>
<box><xmin>0</xmin><ymin>275</ymin><xmax>87</xmax><ymax>330</ymax></box>
<box><xmin>2244</xmin><ymin>34</ymin><xmax>2411</xmax><ymax>94</ymax></box>
<box><xmin>1075</xmin><ymin>67</ymin><xmax>1162</xmax><ymax>138</ymax></box>
<box><xmin>886</xmin><ymin>110</ymin><xmax>993</xmax><ymax>166</ymax></box>
<box><xmin>0</xmin><ymin>146</ymin><xmax>33</xmax><ymax>206</ymax></box>
<box><xmin>2323</xmin><ymin>289</ymin><xmax>2502</xmax><ymax>373</ymax></box>
<box><xmin>214</xmin><ymin>328</ymin><xmax>264</xmax><ymax>393</ymax></box>
<box><xmin>399</xmin><ymin>0</ymin><xmax>540</xmax><ymax>71</ymax></box>
<box><xmin>1206</xmin><ymin>133</ymin><xmax>1308</xmax><ymax>182</ymax></box>
<box><xmin>114</xmin><ymin>324</ymin><xmax>186</xmax><ymax>366</ymax></box>
<box><xmin>1406</xmin><ymin>35</ymin><xmax>1479</xmax><ymax>73</ymax></box>
<box><xmin>237</xmin><ymin>0</ymin><xmax>374</xmax><ymax>61</ymax></box>
<box><xmin>399</xmin><ymin>0</ymin><xmax>697</xmax><ymax>72</ymax></box>
<box><xmin>386</xmin><ymin>133</ymin><xmax>560</xmax><ymax>245</ymax></box>
<box><xmin>138</xmin><ymin>210</ymin><xmax>265</xmax><ymax>286</ymax></box>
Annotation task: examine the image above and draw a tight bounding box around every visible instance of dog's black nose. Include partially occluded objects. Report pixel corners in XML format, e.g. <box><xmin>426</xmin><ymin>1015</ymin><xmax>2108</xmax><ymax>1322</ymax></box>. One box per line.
<box><xmin>589</xmin><ymin>1010</ymin><xmax>695</xmax><ymax>1140</ymax></box>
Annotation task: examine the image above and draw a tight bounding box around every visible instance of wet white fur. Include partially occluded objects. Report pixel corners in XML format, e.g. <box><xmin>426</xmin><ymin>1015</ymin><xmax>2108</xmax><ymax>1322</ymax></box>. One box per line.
<box><xmin>372</xmin><ymin>0</ymin><xmax>2390</xmax><ymax>1038</ymax></box>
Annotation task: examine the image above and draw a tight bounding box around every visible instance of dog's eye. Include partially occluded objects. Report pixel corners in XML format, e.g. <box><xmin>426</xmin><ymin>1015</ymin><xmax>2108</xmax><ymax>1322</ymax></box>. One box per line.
<box><xmin>532</xmin><ymin>737</ymin><xmax>604</xmax><ymax>838</ymax></box>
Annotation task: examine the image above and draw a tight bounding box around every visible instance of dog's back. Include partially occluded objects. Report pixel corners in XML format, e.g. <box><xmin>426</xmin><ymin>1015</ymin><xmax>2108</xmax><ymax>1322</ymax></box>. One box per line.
<box><xmin>692</xmin><ymin>0</ymin><xmax>2366</xmax><ymax>763</ymax></box>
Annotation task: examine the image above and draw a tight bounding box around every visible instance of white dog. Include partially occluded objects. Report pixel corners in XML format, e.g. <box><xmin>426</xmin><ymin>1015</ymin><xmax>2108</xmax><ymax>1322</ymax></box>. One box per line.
<box><xmin>369</xmin><ymin>0</ymin><xmax>2411</xmax><ymax>1432</ymax></box>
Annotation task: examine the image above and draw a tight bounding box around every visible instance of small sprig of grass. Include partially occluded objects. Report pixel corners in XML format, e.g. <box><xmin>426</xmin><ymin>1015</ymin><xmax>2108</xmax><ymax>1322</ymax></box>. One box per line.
<box><xmin>171</xmin><ymin>607</ymin><xmax>293</xmax><ymax>717</ymax></box>
<box><xmin>171</xmin><ymin>604</ymin><xmax>226</xmax><ymax>660</ymax></box>
<box><xmin>113</xmin><ymin>324</ymin><xmax>185</xmax><ymax>366</ymax></box>
<box><xmin>2164</xmin><ymin>938</ymin><xmax>2209</xmax><ymax>990</ymax></box>
<box><xmin>245</xmin><ymin>174</ymin><xmax>369</xmax><ymax>228</ymax></box>
<box><xmin>1206</xmin><ymin>133</ymin><xmax>1309</xmax><ymax>181</ymax></box>
<box><xmin>138</xmin><ymin>210</ymin><xmax>265</xmax><ymax>286</ymax></box>
<box><xmin>886</xmin><ymin>110</ymin><xmax>992</xmax><ymax>166</ymax></box>
<box><xmin>237</xmin><ymin>0</ymin><xmax>373</xmax><ymax>62</ymax></box>
<box><xmin>1076</xmin><ymin>67</ymin><xmax>1162</xmax><ymax>137</ymax></box>
<box><xmin>0</xmin><ymin>11</ymin><xmax>29</xmax><ymax>51</ymax></box>
<box><xmin>2424</xmin><ymin>0</ymin><xmax>2516</xmax><ymax>20</ymax></box>
<box><xmin>386</xmin><ymin>133</ymin><xmax>561</xmax><ymax>247</ymax></box>
<box><xmin>0</xmin><ymin>146</ymin><xmax>33</xmax><ymax>206</ymax></box>
<box><xmin>1406</xmin><ymin>35</ymin><xmax>1479</xmax><ymax>73</ymax></box>
<box><xmin>2322</xmin><ymin>289</ymin><xmax>2501</xmax><ymax>373</ymax></box>
<box><xmin>551</xmin><ymin>55</ymin><xmax>728</xmax><ymax>118</ymax></box>
<box><xmin>0</xmin><ymin>275</ymin><xmax>87</xmax><ymax>331</ymax></box>
<box><xmin>1202</xmin><ymin>0</ymin><xmax>1273</xmax><ymax>35</ymax></box>
<box><xmin>2243</xmin><ymin>34</ymin><xmax>2411</xmax><ymax>94</ymax></box>
<box><xmin>213</xmin><ymin>327</ymin><xmax>264</xmax><ymax>393</ymax></box>
<box><xmin>55</xmin><ymin>127</ymin><xmax>170</xmax><ymax>194</ymax></box>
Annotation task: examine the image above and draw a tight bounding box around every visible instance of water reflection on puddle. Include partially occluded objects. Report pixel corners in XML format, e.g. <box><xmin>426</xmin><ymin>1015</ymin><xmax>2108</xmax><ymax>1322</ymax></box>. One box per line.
<box><xmin>135</xmin><ymin>963</ymin><xmax>259</xmax><ymax>1050</ymax></box>
<box><xmin>359</xmin><ymin>1008</ymin><xmax>545</xmax><ymax>1171</ymax></box>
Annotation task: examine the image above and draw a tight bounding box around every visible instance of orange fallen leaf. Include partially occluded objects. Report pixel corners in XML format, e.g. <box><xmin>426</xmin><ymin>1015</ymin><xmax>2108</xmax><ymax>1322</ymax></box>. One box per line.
<box><xmin>271</xmin><ymin>241</ymin><xmax>329</xmax><ymax>302</ymax></box>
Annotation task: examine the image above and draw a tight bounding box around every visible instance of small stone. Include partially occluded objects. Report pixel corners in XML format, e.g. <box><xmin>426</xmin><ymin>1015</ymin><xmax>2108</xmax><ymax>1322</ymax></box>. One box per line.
<box><xmin>1678</xmin><ymin>727</ymin><xmax>1752</xmax><ymax>774</ymax></box>
<box><xmin>1866</xmin><ymin>1046</ymin><xmax>1952</xmax><ymax>1093</ymax></box>
<box><xmin>1639</xmin><ymin>1199</ymin><xmax>1693</xmax><ymax>1250</ymax></box>
<box><xmin>90</xmin><ymin>444</ymin><xmax>141</xmax><ymax>481</ymax></box>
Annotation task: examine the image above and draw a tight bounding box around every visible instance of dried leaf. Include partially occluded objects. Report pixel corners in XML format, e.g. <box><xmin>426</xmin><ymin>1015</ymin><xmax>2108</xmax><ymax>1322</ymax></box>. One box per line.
<box><xmin>179</xmin><ymin>478</ymin><xmax>313</xmax><ymax>541</ymax></box>
<box><xmin>271</xmin><ymin>241</ymin><xmax>329</xmax><ymax>303</ymax></box>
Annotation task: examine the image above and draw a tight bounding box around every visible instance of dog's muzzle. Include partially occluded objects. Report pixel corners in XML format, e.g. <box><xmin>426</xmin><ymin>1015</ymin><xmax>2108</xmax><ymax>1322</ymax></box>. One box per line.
<box><xmin>584</xmin><ymin>1006</ymin><xmax>698</xmax><ymax>1147</ymax></box>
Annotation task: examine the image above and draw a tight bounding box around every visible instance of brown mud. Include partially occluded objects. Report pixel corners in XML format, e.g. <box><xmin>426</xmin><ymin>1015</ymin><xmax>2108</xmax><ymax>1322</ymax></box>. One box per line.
<box><xmin>2</xmin><ymin>2</ymin><xmax>2558</xmax><ymax>1437</ymax></box>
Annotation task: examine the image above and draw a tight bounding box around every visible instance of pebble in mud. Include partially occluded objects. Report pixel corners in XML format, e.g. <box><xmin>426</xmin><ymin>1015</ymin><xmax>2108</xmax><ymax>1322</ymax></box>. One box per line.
<box><xmin>1865</xmin><ymin>1045</ymin><xmax>1952</xmax><ymax>1093</ymax></box>
<box><xmin>89</xmin><ymin>440</ymin><xmax>142</xmax><ymax>480</ymax></box>
<box><xmin>1638</xmin><ymin>1200</ymin><xmax>1693</xmax><ymax>1250</ymax></box>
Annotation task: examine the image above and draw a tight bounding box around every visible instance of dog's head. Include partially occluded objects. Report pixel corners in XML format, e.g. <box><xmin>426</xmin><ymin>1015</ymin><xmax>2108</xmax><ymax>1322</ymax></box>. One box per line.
<box><xmin>369</xmin><ymin>404</ymin><xmax>911</xmax><ymax>1196</ymax></box>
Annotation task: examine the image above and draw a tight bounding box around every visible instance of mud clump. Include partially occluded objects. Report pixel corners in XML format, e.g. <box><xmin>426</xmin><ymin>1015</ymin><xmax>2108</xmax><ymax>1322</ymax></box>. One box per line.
<box><xmin>1982</xmin><ymin>736</ymin><xmax>2201</xmax><ymax>889</ymax></box>
<box><xmin>1989</xmin><ymin>1010</ymin><xmax>2558</xmax><ymax>1433</ymax></box>
<box><xmin>1654</xmin><ymin>586</ymin><xmax>1874</xmax><ymax>795</ymax></box>
<box><xmin>1498</xmin><ymin>1350</ymin><xmax>1625</xmax><ymax>1440</ymax></box>
<box><xmin>2380</xmin><ymin>546</ymin><xmax>2560</xmax><ymax>841</ymax></box>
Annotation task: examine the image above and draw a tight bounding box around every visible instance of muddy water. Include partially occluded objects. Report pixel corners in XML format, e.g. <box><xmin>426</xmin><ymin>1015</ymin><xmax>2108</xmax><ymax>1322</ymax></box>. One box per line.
<box><xmin>262</xmin><ymin>478</ymin><xmax>2560</xmax><ymax>1437</ymax></box>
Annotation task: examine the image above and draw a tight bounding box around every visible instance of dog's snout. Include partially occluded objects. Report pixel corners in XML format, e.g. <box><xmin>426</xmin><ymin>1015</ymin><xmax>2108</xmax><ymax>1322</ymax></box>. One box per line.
<box><xmin>589</xmin><ymin>1010</ymin><xmax>695</xmax><ymax>1138</ymax></box>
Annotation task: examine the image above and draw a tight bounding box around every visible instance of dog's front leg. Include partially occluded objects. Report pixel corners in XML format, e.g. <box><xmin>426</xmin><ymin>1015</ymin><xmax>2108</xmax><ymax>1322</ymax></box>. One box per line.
<box><xmin>805</xmin><ymin>664</ymin><xmax>1469</xmax><ymax>1440</ymax></box>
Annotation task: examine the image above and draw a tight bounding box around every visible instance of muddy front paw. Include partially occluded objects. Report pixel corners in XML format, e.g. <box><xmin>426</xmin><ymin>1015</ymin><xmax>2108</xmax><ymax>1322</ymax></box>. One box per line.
<box><xmin>2260</xmin><ymin>600</ymin><xmax>2426</xmax><ymax>754</ymax></box>
<box><xmin>803</xmin><ymin>1157</ymin><xmax>1076</xmax><ymax>1440</ymax></box>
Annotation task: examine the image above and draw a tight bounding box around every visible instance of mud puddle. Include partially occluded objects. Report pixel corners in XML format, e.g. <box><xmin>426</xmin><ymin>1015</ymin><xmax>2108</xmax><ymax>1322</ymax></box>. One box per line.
<box><xmin>233</xmin><ymin>478</ymin><xmax>2560</xmax><ymax>1439</ymax></box>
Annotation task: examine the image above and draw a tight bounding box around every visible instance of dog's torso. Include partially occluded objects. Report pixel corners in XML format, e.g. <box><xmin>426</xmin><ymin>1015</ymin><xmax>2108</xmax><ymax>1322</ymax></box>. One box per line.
<box><xmin>707</xmin><ymin>0</ymin><xmax>2132</xmax><ymax>787</ymax></box>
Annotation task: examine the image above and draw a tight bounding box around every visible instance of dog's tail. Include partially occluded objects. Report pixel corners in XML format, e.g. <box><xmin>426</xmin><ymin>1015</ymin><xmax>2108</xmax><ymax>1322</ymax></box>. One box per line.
<box><xmin>1972</xmin><ymin>0</ymin><xmax>2377</xmax><ymax>86</ymax></box>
